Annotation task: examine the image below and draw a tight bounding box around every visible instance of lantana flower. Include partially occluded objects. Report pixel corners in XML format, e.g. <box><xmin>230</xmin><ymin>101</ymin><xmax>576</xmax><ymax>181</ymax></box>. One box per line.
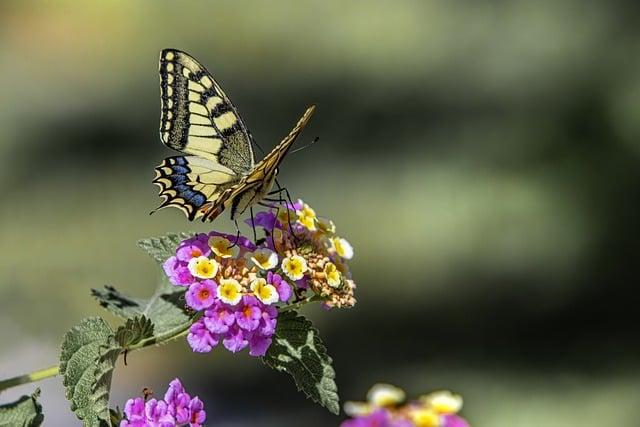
<box><xmin>163</xmin><ymin>199</ymin><xmax>357</xmax><ymax>357</ymax></box>
<box><xmin>217</xmin><ymin>278</ymin><xmax>243</xmax><ymax>305</ymax></box>
<box><xmin>249</xmin><ymin>248</ymin><xmax>278</xmax><ymax>270</ymax></box>
<box><xmin>342</xmin><ymin>384</ymin><xmax>470</xmax><ymax>427</ymax></box>
<box><xmin>324</xmin><ymin>262</ymin><xmax>342</xmax><ymax>288</ymax></box>
<box><xmin>331</xmin><ymin>237</ymin><xmax>354</xmax><ymax>260</ymax></box>
<box><xmin>251</xmin><ymin>278</ymin><xmax>279</xmax><ymax>305</ymax></box>
<box><xmin>208</xmin><ymin>235</ymin><xmax>237</xmax><ymax>258</ymax></box>
<box><xmin>296</xmin><ymin>202</ymin><xmax>317</xmax><ymax>230</ymax></box>
<box><xmin>120</xmin><ymin>378</ymin><xmax>206</xmax><ymax>427</ymax></box>
<box><xmin>185</xmin><ymin>280</ymin><xmax>217</xmax><ymax>310</ymax></box>
<box><xmin>188</xmin><ymin>256</ymin><xmax>218</xmax><ymax>279</ymax></box>
<box><xmin>282</xmin><ymin>255</ymin><xmax>308</xmax><ymax>280</ymax></box>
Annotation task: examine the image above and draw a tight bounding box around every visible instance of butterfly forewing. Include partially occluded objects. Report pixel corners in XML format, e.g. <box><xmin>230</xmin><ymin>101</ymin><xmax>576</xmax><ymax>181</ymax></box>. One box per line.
<box><xmin>159</xmin><ymin>49</ymin><xmax>254</xmax><ymax>174</ymax></box>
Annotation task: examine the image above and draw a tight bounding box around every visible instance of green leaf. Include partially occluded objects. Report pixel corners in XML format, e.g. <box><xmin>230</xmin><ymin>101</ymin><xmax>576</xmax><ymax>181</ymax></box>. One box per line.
<box><xmin>59</xmin><ymin>317</ymin><xmax>120</xmax><ymax>426</ymax></box>
<box><xmin>91</xmin><ymin>232</ymin><xmax>194</xmax><ymax>342</ymax></box>
<box><xmin>91</xmin><ymin>276</ymin><xmax>191</xmax><ymax>340</ymax></box>
<box><xmin>0</xmin><ymin>388</ymin><xmax>44</xmax><ymax>427</ymax></box>
<box><xmin>108</xmin><ymin>408</ymin><xmax>123</xmax><ymax>426</ymax></box>
<box><xmin>115</xmin><ymin>316</ymin><xmax>154</xmax><ymax>348</ymax></box>
<box><xmin>262</xmin><ymin>311</ymin><xmax>340</xmax><ymax>414</ymax></box>
<box><xmin>137</xmin><ymin>232</ymin><xmax>193</xmax><ymax>264</ymax></box>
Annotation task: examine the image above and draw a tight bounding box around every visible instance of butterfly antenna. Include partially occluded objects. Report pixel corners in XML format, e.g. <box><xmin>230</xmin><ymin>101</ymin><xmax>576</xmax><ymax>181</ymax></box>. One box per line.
<box><xmin>289</xmin><ymin>136</ymin><xmax>319</xmax><ymax>155</ymax></box>
<box><xmin>249</xmin><ymin>206</ymin><xmax>258</xmax><ymax>243</ymax></box>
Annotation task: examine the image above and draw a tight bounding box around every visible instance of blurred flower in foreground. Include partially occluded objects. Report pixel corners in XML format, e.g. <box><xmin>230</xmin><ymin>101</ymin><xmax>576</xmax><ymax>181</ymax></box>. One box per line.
<box><xmin>120</xmin><ymin>378</ymin><xmax>206</xmax><ymax>427</ymax></box>
<box><xmin>342</xmin><ymin>384</ymin><xmax>470</xmax><ymax>427</ymax></box>
<box><xmin>162</xmin><ymin>199</ymin><xmax>357</xmax><ymax>357</ymax></box>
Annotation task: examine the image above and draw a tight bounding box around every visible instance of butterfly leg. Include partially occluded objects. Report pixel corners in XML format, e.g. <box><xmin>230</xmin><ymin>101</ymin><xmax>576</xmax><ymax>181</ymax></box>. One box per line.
<box><xmin>227</xmin><ymin>218</ymin><xmax>242</xmax><ymax>250</ymax></box>
<box><xmin>274</xmin><ymin>180</ymin><xmax>300</xmax><ymax>241</ymax></box>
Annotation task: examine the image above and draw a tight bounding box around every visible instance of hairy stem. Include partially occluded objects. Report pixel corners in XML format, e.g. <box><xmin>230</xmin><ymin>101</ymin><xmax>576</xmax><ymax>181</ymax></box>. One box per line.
<box><xmin>0</xmin><ymin>365</ymin><xmax>59</xmax><ymax>392</ymax></box>
<box><xmin>0</xmin><ymin>322</ymin><xmax>193</xmax><ymax>393</ymax></box>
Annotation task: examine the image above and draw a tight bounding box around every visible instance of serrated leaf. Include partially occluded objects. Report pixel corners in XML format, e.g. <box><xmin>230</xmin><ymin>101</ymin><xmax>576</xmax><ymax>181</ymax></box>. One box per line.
<box><xmin>137</xmin><ymin>232</ymin><xmax>193</xmax><ymax>264</ymax></box>
<box><xmin>59</xmin><ymin>317</ymin><xmax>120</xmax><ymax>426</ymax></box>
<box><xmin>91</xmin><ymin>276</ymin><xmax>191</xmax><ymax>341</ymax></box>
<box><xmin>262</xmin><ymin>311</ymin><xmax>340</xmax><ymax>414</ymax></box>
<box><xmin>115</xmin><ymin>316</ymin><xmax>154</xmax><ymax>348</ymax></box>
<box><xmin>108</xmin><ymin>407</ymin><xmax>123</xmax><ymax>426</ymax></box>
<box><xmin>0</xmin><ymin>388</ymin><xmax>44</xmax><ymax>427</ymax></box>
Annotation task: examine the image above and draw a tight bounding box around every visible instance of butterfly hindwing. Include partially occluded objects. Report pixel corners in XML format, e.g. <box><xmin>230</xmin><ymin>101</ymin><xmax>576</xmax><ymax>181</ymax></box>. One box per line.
<box><xmin>159</xmin><ymin>49</ymin><xmax>254</xmax><ymax>175</ymax></box>
<box><xmin>153</xmin><ymin>156</ymin><xmax>240</xmax><ymax>220</ymax></box>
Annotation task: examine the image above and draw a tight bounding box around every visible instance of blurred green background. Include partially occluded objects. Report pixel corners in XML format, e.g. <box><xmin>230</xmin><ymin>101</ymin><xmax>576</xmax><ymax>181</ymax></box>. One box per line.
<box><xmin>1</xmin><ymin>1</ymin><xmax>640</xmax><ymax>425</ymax></box>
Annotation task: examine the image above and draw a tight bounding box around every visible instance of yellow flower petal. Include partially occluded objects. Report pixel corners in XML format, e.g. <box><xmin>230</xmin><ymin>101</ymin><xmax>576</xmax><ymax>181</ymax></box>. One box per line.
<box><xmin>324</xmin><ymin>262</ymin><xmax>342</xmax><ymax>288</ymax></box>
<box><xmin>217</xmin><ymin>278</ymin><xmax>243</xmax><ymax>305</ymax></box>
<box><xmin>208</xmin><ymin>236</ymin><xmax>237</xmax><ymax>258</ymax></box>
<box><xmin>343</xmin><ymin>401</ymin><xmax>373</xmax><ymax>417</ymax></box>
<box><xmin>187</xmin><ymin>256</ymin><xmax>218</xmax><ymax>279</ymax></box>
<box><xmin>411</xmin><ymin>408</ymin><xmax>441</xmax><ymax>427</ymax></box>
<box><xmin>250</xmin><ymin>278</ymin><xmax>279</xmax><ymax>305</ymax></box>
<box><xmin>331</xmin><ymin>237</ymin><xmax>354</xmax><ymax>260</ymax></box>
<box><xmin>296</xmin><ymin>203</ymin><xmax>317</xmax><ymax>231</ymax></box>
<box><xmin>281</xmin><ymin>255</ymin><xmax>308</xmax><ymax>281</ymax></box>
<box><xmin>420</xmin><ymin>391</ymin><xmax>463</xmax><ymax>414</ymax></box>
<box><xmin>249</xmin><ymin>248</ymin><xmax>278</xmax><ymax>270</ymax></box>
<box><xmin>367</xmin><ymin>383</ymin><xmax>405</xmax><ymax>407</ymax></box>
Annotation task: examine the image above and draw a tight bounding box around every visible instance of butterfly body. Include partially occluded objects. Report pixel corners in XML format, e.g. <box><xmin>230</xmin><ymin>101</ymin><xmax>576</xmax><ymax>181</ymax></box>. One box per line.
<box><xmin>152</xmin><ymin>49</ymin><xmax>315</xmax><ymax>222</ymax></box>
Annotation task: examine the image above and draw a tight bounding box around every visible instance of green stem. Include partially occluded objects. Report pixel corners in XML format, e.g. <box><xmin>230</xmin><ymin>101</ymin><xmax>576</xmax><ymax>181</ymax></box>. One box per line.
<box><xmin>282</xmin><ymin>295</ymin><xmax>322</xmax><ymax>311</ymax></box>
<box><xmin>0</xmin><ymin>321</ymin><xmax>193</xmax><ymax>393</ymax></box>
<box><xmin>0</xmin><ymin>365</ymin><xmax>59</xmax><ymax>392</ymax></box>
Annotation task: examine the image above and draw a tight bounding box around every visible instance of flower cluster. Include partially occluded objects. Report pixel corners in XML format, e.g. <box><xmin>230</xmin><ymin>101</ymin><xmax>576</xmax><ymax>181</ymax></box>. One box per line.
<box><xmin>341</xmin><ymin>384</ymin><xmax>470</xmax><ymax>427</ymax></box>
<box><xmin>120</xmin><ymin>378</ymin><xmax>206</xmax><ymax>427</ymax></box>
<box><xmin>248</xmin><ymin>199</ymin><xmax>357</xmax><ymax>309</ymax></box>
<box><xmin>162</xmin><ymin>199</ymin><xmax>356</xmax><ymax>357</ymax></box>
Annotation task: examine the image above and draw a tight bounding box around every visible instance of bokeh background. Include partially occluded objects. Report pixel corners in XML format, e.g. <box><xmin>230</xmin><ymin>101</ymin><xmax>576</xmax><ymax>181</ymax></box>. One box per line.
<box><xmin>1</xmin><ymin>1</ymin><xmax>640</xmax><ymax>425</ymax></box>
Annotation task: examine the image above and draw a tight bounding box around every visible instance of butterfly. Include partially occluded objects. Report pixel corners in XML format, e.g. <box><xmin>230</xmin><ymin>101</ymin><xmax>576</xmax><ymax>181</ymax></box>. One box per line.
<box><xmin>152</xmin><ymin>48</ymin><xmax>315</xmax><ymax>223</ymax></box>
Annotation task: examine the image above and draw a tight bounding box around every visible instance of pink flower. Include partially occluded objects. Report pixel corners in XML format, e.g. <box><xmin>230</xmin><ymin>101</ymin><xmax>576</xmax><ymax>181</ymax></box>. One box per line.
<box><xmin>185</xmin><ymin>280</ymin><xmax>217</xmax><ymax>310</ymax></box>
<box><xmin>120</xmin><ymin>379</ymin><xmax>207</xmax><ymax>427</ymax></box>
<box><xmin>267</xmin><ymin>271</ymin><xmax>292</xmax><ymax>302</ymax></box>
<box><xmin>176</xmin><ymin>238</ymin><xmax>210</xmax><ymax>262</ymax></box>
<box><xmin>187</xmin><ymin>319</ymin><xmax>218</xmax><ymax>353</ymax></box>
<box><xmin>222</xmin><ymin>325</ymin><xmax>248</xmax><ymax>353</ymax></box>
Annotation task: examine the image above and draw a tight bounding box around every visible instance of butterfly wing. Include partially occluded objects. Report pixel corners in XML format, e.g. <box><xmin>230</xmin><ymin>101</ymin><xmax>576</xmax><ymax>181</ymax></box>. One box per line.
<box><xmin>201</xmin><ymin>105</ymin><xmax>316</xmax><ymax>221</ymax></box>
<box><xmin>154</xmin><ymin>49</ymin><xmax>256</xmax><ymax>219</ymax></box>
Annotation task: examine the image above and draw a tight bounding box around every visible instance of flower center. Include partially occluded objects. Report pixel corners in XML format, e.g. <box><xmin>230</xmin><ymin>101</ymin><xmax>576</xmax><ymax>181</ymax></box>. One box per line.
<box><xmin>243</xmin><ymin>306</ymin><xmax>253</xmax><ymax>318</ymax></box>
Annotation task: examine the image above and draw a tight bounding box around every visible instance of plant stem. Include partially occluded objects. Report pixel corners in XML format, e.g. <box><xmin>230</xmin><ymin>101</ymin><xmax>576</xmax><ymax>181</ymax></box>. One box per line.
<box><xmin>0</xmin><ymin>321</ymin><xmax>193</xmax><ymax>393</ymax></box>
<box><xmin>0</xmin><ymin>365</ymin><xmax>59</xmax><ymax>392</ymax></box>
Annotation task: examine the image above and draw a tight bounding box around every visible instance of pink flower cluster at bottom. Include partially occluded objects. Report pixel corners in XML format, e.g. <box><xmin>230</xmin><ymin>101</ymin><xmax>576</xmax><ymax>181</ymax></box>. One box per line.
<box><xmin>120</xmin><ymin>378</ymin><xmax>205</xmax><ymax>427</ymax></box>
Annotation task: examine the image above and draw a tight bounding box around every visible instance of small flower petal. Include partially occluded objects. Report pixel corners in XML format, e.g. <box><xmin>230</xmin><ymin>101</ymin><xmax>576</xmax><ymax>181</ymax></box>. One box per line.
<box><xmin>420</xmin><ymin>391</ymin><xmax>463</xmax><ymax>414</ymax></box>
<box><xmin>324</xmin><ymin>262</ymin><xmax>342</xmax><ymax>288</ymax></box>
<box><xmin>216</xmin><ymin>278</ymin><xmax>243</xmax><ymax>305</ymax></box>
<box><xmin>187</xmin><ymin>256</ymin><xmax>218</xmax><ymax>279</ymax></box>
<box><xmin>249</xmin><ymin>248</ymin><xmax>279</xmax><ymax>270</ymax></box>
<box><xmin>208</xmin><ymin>235</ymin><xmax>237</xmax><ymax>258</ymax></box>
<box><xmin>185</xmin><ymin>280</ymin><xmax>217</xmax><ymax>310</ymax></box>
<box><xmin>250</xmin><ymin>278</ymin><xmax>279</xmax><ymax>305</ymax></box>
<box><xmin>332</xmin><ymin>237</ymin><xmax>354</xmax><ymax>259</ymax></box>
<box><xmin>367</xmin><ymin>383</ymin><xmax>406</xmax><ymax>407</ymax></box>
<box><xmin>281</xmin><ymin>255</ymin><xmax>308</xmax><ymax>281</ymax></box>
